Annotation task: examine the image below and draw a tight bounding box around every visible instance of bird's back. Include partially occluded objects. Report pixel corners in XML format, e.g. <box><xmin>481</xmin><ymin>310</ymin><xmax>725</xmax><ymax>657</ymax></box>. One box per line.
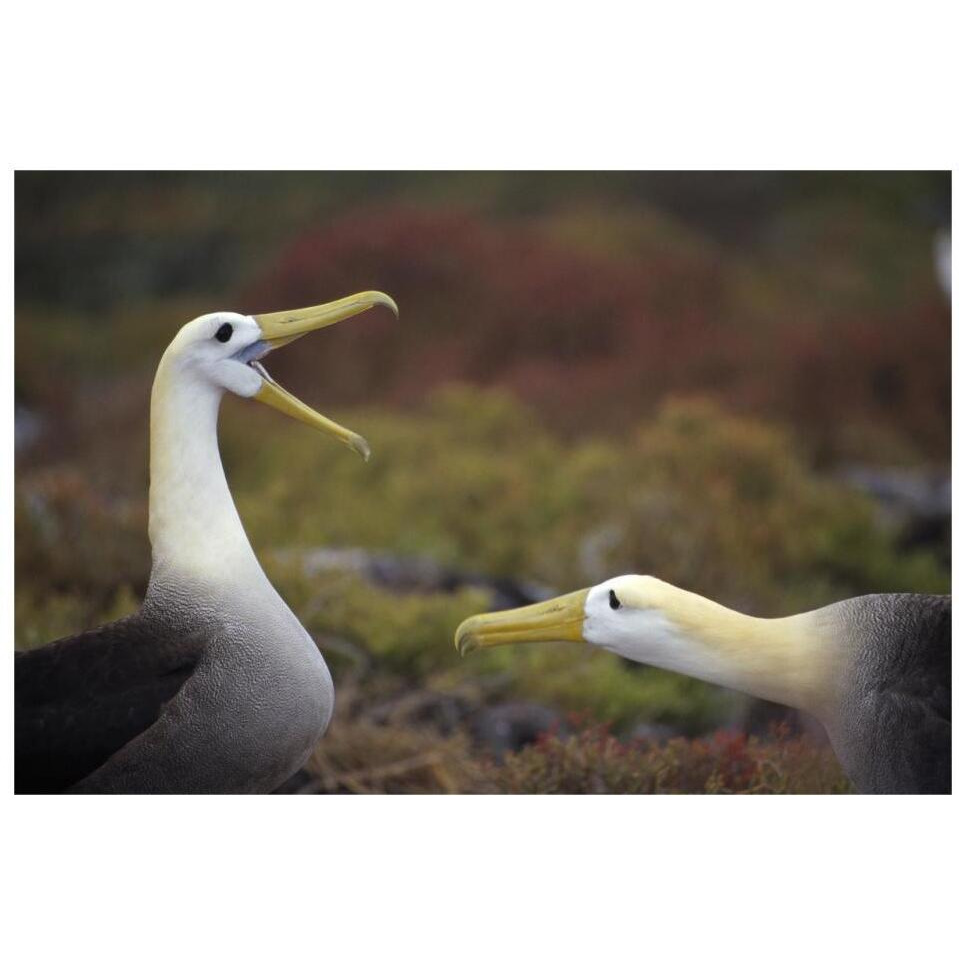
<box><xmin>15</xmin><ymin>611</ymin><xmax>208</xmax><ymax>793</ymax></box>
<box><xmin>825</xmin><ymin>593</ymin><xmax>951</xmax><ymax>794</ymax></box>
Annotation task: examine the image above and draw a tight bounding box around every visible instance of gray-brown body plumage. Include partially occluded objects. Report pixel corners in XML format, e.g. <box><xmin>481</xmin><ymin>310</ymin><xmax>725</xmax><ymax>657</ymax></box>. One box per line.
<box><xmin>16</xmin><ymin>570</ymin><xmax>334</xmax><ymax>793</ymax></box>
<box><xmin>818</xmin><ymin>593</ymin><xmax>950</xmax><ymax>794</ymax></box>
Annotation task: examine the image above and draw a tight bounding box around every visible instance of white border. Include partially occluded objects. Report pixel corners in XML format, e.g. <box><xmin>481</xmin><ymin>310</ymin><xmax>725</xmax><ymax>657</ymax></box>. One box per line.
<box><xmin>4</xmin><ymin>3</ymin><xmax>955</xmax><ymax>956</ymax></box>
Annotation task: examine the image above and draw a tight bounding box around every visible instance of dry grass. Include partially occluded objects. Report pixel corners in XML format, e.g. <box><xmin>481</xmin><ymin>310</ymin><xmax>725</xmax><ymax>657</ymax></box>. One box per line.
<box><xmin>295</xmin><ymin>718</ymin><xmax>851</xmax><ymax>795</ymax></box>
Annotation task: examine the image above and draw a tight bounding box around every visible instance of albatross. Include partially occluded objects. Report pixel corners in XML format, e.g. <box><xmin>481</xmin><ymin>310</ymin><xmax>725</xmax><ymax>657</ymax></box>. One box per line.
<box><xmin>16</xmin><ymin>291</ymin><xmax>397</xmax><ymax>793</ymax></box>
<box><xmin>455</xmin><ymin>577</ymin><xmax>951</xmax><ymax>793</ymax></box>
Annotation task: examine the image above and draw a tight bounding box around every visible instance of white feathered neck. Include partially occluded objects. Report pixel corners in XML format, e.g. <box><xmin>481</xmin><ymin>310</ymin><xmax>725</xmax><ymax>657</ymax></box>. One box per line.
<box><xmin>147</xmin><ymin>351</ymin><xmax>264</xmax><ymax>588</ymax></box>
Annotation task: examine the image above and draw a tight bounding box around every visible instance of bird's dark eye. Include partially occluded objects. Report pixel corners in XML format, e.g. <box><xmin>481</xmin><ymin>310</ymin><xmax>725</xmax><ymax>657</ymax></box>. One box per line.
<box><xmin>215</xmin><ymin>323</ymin><xmax>233</xmax><ymax>343</ymax></box>
<box><xmin>609</xmin><ymin>590</ymin><xmax>621</xmax><ymax>610</ymax></box>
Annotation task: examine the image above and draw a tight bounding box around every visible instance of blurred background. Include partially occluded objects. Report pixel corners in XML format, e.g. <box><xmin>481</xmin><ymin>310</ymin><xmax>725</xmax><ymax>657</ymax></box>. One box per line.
<box><xmin>14</xmin><ymin>171</ymin><xmax>951</xmax><ymax>793</ymax></box>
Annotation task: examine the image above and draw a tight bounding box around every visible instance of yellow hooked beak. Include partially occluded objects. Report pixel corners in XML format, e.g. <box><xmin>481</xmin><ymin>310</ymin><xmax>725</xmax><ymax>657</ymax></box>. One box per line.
<box><xmin>252</xmin><ymin>291</ymin><xmax>398</xmax><ymax>460</ymax></box>
<box><xmin>454</xmin><ymin>589</ymin><xmax>590</xmax><ymax>656</ymax></box>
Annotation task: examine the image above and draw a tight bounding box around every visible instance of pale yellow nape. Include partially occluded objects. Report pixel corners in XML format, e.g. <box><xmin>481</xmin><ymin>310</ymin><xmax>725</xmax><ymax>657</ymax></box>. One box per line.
<box><xmin>612</xmin><ymin>576</ymin><xmax>846</xmax><ymax>717</ymax></box>
<box><xmin>147</xmin><ymin>334</ymin><xmax>265</xmax><ymax>586</ymax></box>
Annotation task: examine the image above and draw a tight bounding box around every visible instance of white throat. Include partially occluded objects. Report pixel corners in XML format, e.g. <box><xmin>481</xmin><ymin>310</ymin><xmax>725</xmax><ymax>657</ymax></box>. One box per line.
<box><xmin>147</xmin><ymin>357</ymin><xmax>263</xmax><ymax>591</ymax></box>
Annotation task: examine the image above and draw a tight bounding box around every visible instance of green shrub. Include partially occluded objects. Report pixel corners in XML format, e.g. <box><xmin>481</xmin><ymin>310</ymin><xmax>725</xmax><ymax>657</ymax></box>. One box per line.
<box><xmin>14</xmin><ymin>584</ymin><xmax>140</xmax><ymax>651</ymax></box>
<box><xmin>230</xmin><ymin>388</ymin><xmax>946</xmax><ymax>613</ymax></box>
<box><xmin>16</xmin><ymin>385</ymin><xmax>947</xmax><ymax>738</ymax></box>
<box><xmin>263</xmin><ymin>554</ymin><xmax>498</xmax><ymax>677</ymax></box>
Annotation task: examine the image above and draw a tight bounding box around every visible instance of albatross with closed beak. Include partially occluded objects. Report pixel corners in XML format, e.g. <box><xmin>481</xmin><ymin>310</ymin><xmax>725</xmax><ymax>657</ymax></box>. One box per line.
<box><xmin>455</xmin><ymin>576</ymin><xmax>950</xmax><ymax>793</ymax></box>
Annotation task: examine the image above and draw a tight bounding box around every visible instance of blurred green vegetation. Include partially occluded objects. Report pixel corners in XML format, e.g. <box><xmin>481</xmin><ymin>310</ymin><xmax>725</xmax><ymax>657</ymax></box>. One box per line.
<box><xmin>16</xmin><ymin>387</ymin><xmax>948</xmax><ymax>740</ymax></box>
<box><xmin>230</xmin><ymin>388</ymin><xmax>946</xmax><ymax>605</ymax></box>
<box><xmin>15</xmin><ymin>172</ymin><xmax>950</xmax><ymax>792</ymax></box>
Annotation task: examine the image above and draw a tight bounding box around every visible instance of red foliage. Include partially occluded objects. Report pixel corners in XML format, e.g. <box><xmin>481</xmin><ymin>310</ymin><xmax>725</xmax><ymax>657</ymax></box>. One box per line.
<box><xmin>489</xmin><ymin>719</ymin><xmax>850</xmax><ymax>794</ymax></box>
<box><xmin>242</xmin><ymin>206</ymin><xmax>950</xmax><ymax>459</ymax></box>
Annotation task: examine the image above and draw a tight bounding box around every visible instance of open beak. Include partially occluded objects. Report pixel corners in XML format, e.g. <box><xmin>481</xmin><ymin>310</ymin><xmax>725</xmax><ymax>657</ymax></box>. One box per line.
<box><xmin>251</xmin><ymin>291</ymin><xmax>398</xmax><ymax>460</ymax></box>
<box><xmin>454</xmin><ymin>589</ymin><xmax>590</xmax><ymax>656</ymax></box>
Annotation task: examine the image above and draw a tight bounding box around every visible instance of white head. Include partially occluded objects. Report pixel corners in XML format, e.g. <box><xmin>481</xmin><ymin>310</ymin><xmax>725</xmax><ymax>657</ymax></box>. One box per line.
<box><xmin>580</xmin><ymin>574</ymin><xmax>686</xmax><ymax>656</ymax></box>
<box><xmin>146</xmin><ymin>292</ymin><xmax>397</xmax><ymax>583</ymax></box>
<box><xmin>454</xmin><ymin>573</ymin><xmax>817</xmax><ymax>709</ymax></box>
<box><xmin>156</xmin><ymin>311</ymin><xmax>267</xmax><ymax>400</ymax></box>
<box><xmin>454</xmin><ymin>573</ymin><xmax>677</xmax><ymax>657</ymax></box>
<box><xmin>151</xmin><ymin>291</ymin><xmax>398</xmax><ymax>459</ymax></box>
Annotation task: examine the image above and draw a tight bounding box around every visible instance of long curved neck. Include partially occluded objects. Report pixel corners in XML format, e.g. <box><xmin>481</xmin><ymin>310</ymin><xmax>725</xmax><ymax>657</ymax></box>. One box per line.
<box><xmin>147</xmin><ymin>362</ymin><xmax>263</xmax><ymax>591</ymax></box>
<box><xmin>611</xmin><ymin>579</ymin><xmax>843</xmax><ymax>716</ymax></box>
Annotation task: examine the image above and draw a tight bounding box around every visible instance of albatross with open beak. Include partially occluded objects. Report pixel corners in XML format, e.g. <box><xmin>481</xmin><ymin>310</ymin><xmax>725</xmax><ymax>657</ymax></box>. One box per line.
<box><xmin>16</xmin><ymin>291</ymin><xmax>397</xmax><ymax>793</ymax></box>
